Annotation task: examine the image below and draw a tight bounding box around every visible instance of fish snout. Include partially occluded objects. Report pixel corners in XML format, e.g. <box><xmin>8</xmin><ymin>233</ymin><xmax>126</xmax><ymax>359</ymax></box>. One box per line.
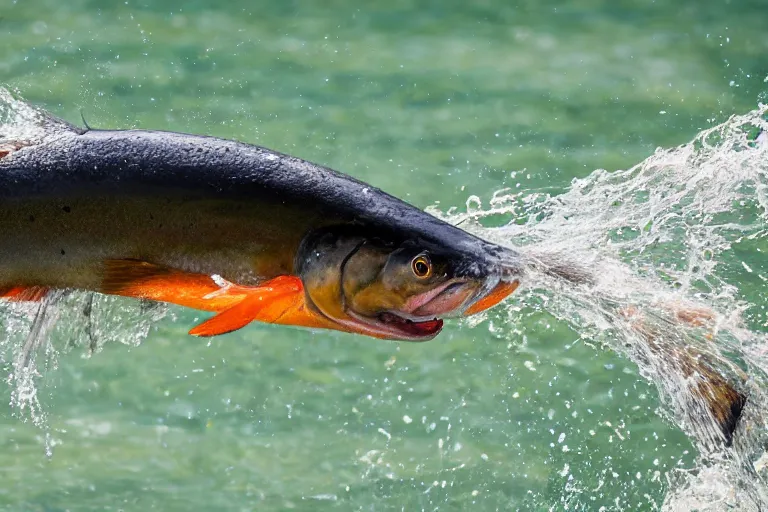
<box><xmin>463</xmin><ymin>279</ymin><xmax>520</xmax><ymax>316</ymax></box>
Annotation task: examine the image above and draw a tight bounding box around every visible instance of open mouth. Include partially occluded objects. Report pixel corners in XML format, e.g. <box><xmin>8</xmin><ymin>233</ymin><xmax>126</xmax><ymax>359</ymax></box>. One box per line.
<box><xmin>339</xmin><ymin>277</ymin><xmax>517</xmax><ymax>342</ymax></box>
<box><xmin>345</xmin><ymin>309</ymin><xmax>444</xmax><ymax>341</ymax></box>
<box><xmin>378</xmin><ymin>312</ymin><xmax>444</xmax><ymax>339</ymax></box>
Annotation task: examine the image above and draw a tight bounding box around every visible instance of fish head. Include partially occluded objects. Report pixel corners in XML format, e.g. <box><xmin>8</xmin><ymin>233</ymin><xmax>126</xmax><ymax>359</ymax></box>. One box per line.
<box><xmin>296</xmin><ymin>227</ymin><xmax>521</xmax><ymax>341</ymax></box>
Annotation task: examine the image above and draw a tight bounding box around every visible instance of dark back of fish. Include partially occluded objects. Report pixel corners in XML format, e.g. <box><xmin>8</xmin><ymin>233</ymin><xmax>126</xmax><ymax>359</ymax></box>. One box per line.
<box><xmin>0</xmin><ymin>119</ymin><xmax>517</xmax><ymax>289</ymax></box>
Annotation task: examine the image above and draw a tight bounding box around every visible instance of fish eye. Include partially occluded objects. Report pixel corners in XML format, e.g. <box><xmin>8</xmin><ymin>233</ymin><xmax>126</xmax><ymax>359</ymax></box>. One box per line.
<box><xmin>411</xmin><ymin>255</ymin><xmax>432</xmax><ymax>278</ymax></box>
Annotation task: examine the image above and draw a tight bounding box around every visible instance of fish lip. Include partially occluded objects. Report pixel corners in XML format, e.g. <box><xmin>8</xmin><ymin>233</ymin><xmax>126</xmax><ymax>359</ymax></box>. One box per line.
<box><xmin>347</xmin><ymin>309</ymin><xmax>443</xmax><ymax>342</ymax></box>
<box><xmin>380</xmin><ymin>309</ymin><xmax>446</xmax><ymax>323</ymax></box>
<box><xmin>405</xmin><ymin>271</ymin><xmax>517</xmax><ymax>321</ymax></box>
<box><xmin>402</xmin><ymin>279</ymin><xmax>459</xmax><ymax>313</ymax></box>
<box><xmin>409</xmin><ymin>280</ymin><xmax>481</xmax><ymax>318</ymax></box>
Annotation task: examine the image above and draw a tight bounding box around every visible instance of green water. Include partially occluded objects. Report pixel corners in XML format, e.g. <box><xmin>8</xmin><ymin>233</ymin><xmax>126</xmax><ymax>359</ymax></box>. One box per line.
<box><xmin>1</xmin><ymin>1</ymin><xmax>767</xmax><ymax>510</ymax></box>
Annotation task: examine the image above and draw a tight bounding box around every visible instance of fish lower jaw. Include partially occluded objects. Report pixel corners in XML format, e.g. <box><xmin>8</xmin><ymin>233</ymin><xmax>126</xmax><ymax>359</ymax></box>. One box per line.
<box><xmin>377</xmin><ymin>312</ymin><xmax>443</xmax><ymax>340</ymax></box>
<box><xmin>346</xmin><ymin>310</ymin><xmax>443</xmax><ymax>342</ymax></box>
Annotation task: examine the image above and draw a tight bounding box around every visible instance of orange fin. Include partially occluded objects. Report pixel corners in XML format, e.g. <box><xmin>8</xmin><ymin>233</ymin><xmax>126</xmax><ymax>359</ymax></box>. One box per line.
<box><xmin>102</xmin><ymin>259</ymin><xmax>249</xmax><ymax>312</ymax></box>
<box><xmin>464</xmin><ymin>280</ymin><xmax>519</xmax><ymax>316</ymax></box>
<box><xmin>189</xmin><ymin>276</ymin><xmax>304</xmax><ymax>337</ymax></box>
<box><xmin>102</xmin><ymin>260</ymin><xmax>333</xmax><ymax>337</ymax></box>
<box><xmin>0</xmin><ymin>286</ymin><xmax>50</xmax><ymax>302</ymax></box>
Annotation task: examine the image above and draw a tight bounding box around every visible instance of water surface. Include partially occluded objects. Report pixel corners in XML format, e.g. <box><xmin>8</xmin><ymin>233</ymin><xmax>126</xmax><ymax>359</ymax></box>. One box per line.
<box><xmin>1</xmin><ymin>1</ymin><xmax>767</xmax><ymax>510</ymax></box>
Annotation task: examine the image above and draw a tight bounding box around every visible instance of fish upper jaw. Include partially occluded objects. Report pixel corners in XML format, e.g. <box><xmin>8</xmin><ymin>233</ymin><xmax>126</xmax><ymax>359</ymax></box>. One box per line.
<box><xmin>463</xmin><ymin>278</ymin><xmax>520</xmax><ymax>316</ymax></box>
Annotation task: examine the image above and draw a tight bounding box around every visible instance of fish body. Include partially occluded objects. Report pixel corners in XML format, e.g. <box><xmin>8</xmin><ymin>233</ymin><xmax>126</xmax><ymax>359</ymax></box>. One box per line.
<box><xmin>0</xmin><ymin>110</ymin><xmax>521</xmax><ymax>340</ymax></box>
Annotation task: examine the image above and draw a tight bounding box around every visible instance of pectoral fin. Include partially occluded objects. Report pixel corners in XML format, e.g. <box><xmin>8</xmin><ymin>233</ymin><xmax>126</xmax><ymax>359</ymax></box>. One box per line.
<box><xmin>102</xmin><ymin>260</ymin><xmax>334</xmax><ymax>337</ymax></box>
<box><xmin>188</xmin><ymin>276</ymin><xmax>304</xmax><ymax>336</ymax></box>
<box><xmin>102</xmin><ymin>259</ymin><xmax>248</xmax><ymax>311</ymax></box>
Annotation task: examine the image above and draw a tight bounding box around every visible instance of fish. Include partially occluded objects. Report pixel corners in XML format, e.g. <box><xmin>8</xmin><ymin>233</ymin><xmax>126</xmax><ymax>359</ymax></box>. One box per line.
<box><xmin>0</xmin><ymin>106</ymin><xmax>522</xmax><ymax>341</ymax></box>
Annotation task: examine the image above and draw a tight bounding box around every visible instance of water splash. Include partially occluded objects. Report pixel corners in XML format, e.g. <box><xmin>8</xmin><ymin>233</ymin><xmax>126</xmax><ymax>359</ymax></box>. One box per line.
<box><xmin>430</xmin><ymin>104</ymin><xmax>768</xmax><ymax>509</ymax></box>
<box><xmin>1</xmin><ymin>89</ymin><xmax>169</xmax><ymax>450</ymax></box>
<box><xmin>0</xmin><ymin>291</ymin><xmax>167</xmax><ymax>454</ymax></box>
<box><xmin>0</xmin><ymin>87</ymin><xmax>58</xmax><ymax>148</ymax></box>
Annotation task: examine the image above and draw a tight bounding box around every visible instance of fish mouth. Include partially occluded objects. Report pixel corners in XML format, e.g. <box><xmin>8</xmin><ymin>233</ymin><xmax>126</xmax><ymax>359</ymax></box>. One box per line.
<box><xmin>407</xmin><ymin>277</ymin><xmax>520</xmax><ymax>319</ymax></box>
<box><xmin>342</xmin><ymin>277</ymin><xmax>518</xmax><ymax>341</ymax></box>
<box><xmin>409</xmin><ymin>280</ymin><xmax>479</xmax><ymax>318</ymax></box>
<box><xmin>347</xmin><ymin>309</ymin><xmax>444</xmax><ymax>341</ymax></box>
<box><xmin>378</xmin><ymin>312</ymin><xmax>444</xmax><ymax>339</ymax></box>
<box><xmin>344</xmin><ymin>280</ymin><xmax>486</xmax><ymax>341</ymax></box>
<box><xmin>345</xmin><ymin>276</ymin><xmax>519</xmax><ymax>341</ymax></box>
<box><xmin>333</xmin><ymin>257</ymin><xmax>520</xmax><ymax>341</ymax></box>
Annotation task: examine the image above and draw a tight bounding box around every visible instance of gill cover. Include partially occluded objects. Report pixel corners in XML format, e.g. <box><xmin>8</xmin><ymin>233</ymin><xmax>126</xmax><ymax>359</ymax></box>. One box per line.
<box><xmin>295</xmin><ymin>229</ymin><xmax>366</xmax><ymax>329</ymax></box>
